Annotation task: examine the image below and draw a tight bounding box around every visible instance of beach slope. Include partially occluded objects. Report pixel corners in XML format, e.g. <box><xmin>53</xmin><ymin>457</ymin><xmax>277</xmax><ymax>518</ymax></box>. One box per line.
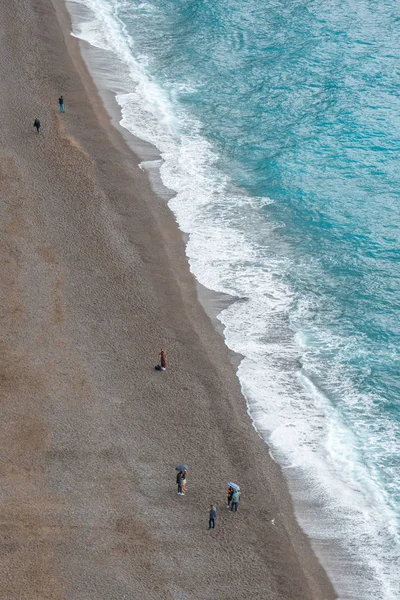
<box><xmin>0</xmin><ymin>1</ymin><xmax>336</xmax><ymax>598</ymax></box>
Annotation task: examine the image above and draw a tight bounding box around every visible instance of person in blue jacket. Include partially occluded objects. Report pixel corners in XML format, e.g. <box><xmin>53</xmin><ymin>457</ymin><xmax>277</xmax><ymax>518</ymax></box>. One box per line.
<box><xmin>208</xmin><ymin>505</ymin><xmax>217</xmax><ymax>529</ymax></box>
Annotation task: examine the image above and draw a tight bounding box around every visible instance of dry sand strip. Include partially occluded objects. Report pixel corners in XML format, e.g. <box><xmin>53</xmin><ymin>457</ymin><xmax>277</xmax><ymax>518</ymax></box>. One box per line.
<box><xmin>0</xmin><ymin>0</ymin><xmax>337</xmax><ymax>598</ymax></box>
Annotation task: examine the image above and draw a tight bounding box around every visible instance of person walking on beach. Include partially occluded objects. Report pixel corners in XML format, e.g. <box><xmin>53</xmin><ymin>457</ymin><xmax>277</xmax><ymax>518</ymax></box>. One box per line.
<box><xmin>227</xmin><ymin>486</ymin><xmax>234</xmax><ymax>509</ymax></box>
<box><xmin>33</xmin><ymin>118</ymin><xmax>41</xmax><ymax>133</ymax></box>
<box><xmin>208</xmin><ymin>505</ymin><xmax>217</xmax><ymax>529</ymax></box>
<box><xmin>176</xmin><ymin>470</ymin><xmax>185</xmax><ymax>495</ymax></box>
<box><xmin>181</xmin><ymin>469</ymin><xmax>187</xmax><ymax>493</ymax></box>
<box><xmin>155</xmin><ymin>348</ymin><xmax>167</xmax><ymax>371</ymax></box>
<box><xmin>230</xmin><ymin>488</ymin><xmax>240</xmax><ymax>512</ymax></box>
<box><xmin>58</xmin><ymin>96</ymin><xmax>65</xmax><ymax>113</ymax></box>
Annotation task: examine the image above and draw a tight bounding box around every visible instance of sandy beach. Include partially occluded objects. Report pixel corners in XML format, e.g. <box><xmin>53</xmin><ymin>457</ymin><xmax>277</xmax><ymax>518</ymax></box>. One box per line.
<box><xmin>0</xmin><ymin>1</ymin><xmax>336</xmax><ymax>598</ymax></box>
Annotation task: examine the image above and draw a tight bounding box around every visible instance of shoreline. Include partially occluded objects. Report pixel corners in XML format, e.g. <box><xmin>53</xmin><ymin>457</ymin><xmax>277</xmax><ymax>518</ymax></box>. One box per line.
<box><xmin>0</xmin><ymin>0</ymin><xmax>336</xmax><ymax>597</ymax></box>
<box><xmin>63</xmin><ymin>0</ymin><xmax>342</xmax><ymax>587</ymax></box>
<box><xmin>58</xmin><ymin>2</ymin><xmax>340</xmax><ymax>594</ymax></box>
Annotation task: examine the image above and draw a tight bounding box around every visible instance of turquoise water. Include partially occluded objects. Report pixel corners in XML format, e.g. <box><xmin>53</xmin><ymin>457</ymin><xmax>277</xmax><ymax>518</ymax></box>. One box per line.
<box><xmin>69</xmin><ymin>0</ymin><xmax>400</xmax><ymax>596</ymax></box>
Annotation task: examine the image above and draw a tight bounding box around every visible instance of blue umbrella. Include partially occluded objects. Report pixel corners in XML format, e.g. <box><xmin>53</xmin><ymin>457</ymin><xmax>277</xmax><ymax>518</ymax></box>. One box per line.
<box><xmin>176</xmin><ymin>464</ymin><xmax>189</xmax><ymax>471</ymax></box>
<box><xmin>228</xmin><ymin>481</ymin><xmax>240</xmax><ymax>491</ymax></box>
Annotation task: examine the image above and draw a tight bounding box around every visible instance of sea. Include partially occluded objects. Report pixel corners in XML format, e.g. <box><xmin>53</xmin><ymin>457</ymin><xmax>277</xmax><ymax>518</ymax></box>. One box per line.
<box><xmin>66</xmin><ymin>1</ymin><xmax>400</xmax><ymax>597</ymax></box>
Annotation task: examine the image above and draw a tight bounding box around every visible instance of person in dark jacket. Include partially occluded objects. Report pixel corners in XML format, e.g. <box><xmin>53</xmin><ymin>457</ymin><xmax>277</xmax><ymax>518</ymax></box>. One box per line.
<box><xmin>33</xmin><ymin>118</ymin><xmax>41</xmax><ymax>133</ymax></box>
<box><xmin>227</xmin><ymin>486</ymin><xmax>234</xmax><ymax>509</ymax></box>
<box><xmin>176</xmin><ymin>470</ymin><xmax>185</xmax><ymax>495</ymax></box>
<box><xmin>208</xmin><ymin>505</ymin><xmax>216</xmax><ymax>529</ymax></box>
<box><xmin>58</xmin><ymin>96</ymin><xmax>65</xmax><ymax>113</ymax></box>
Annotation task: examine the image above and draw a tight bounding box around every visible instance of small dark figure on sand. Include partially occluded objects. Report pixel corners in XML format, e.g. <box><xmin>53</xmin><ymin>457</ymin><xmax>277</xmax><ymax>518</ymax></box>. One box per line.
<box><xmin>227</xmin><ymin>486</ymin><xmax>234</xmax><ymax>509</ymax></box>
<box><xmin>230</xmin><ymin>488</ymin><xmax>240</xmax><ymax>512</ymax></box>
<box><xmin>209</xmin><ymin>505</ymin><xmax>216</xmax><ymax>529</ymax></box>
<box><xmin>33</xmin><ymin>119</ymin><xmax>41</xmax><ymax>133</ymax></box>
<box><xmin>155</xmin><ymin>348</ymin><xmax>167</xmax><ymax>371</ymax></box>
<box><xmin>176</xmin><ymin>470</ymin><xmax>185</xmax><ymax>495</ymax></box>
<box><xmin>59</xmin><ymin>96</ymin><xmax>65</xmax><ymax>113</ymax></box>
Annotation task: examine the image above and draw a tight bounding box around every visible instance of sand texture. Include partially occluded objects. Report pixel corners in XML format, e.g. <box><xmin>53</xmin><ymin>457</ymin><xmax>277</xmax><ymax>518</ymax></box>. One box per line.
<box><xmin>0</xmin><ymin>1</ymin><xmax>336</xmax><ymax>598</ymax></box>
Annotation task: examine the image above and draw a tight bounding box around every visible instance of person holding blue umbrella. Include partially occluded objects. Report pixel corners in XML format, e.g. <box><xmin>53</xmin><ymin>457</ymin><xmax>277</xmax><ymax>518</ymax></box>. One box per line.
<box><xmin>176</xmin><ymin>471</ymin><xmax>184</xmax><ymax>495</ymax></box>
<box><xmin>175</xmin><ymin>465</ymin><xmax>189</xmax><ymax>495</ymax></box>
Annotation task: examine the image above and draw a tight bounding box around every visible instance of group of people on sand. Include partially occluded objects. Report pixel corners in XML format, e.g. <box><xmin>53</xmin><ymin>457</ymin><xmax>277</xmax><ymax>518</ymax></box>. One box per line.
<box><xmin>157</xmin><ymin>352</ymin><xmax>242</xmax><ymax>531</ymax></box>
<box><xmin>33</xmin><ymin>92</ymin><xmax>242</xmax><ymax>535</ymax></box>
<box><xmin>175</xmin><ymin>467</ymin><xmax>241</xmax><ymax>530</ymax></box>
<box><xmin>33</xmin><ymin>96</ymin><xmax>65</xmax><ymax>134</ymax></box>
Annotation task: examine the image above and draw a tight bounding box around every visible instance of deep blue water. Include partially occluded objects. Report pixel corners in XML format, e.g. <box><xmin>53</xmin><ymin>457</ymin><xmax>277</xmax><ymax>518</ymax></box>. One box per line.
<box><xmin>71</xmin><ymin>0</ymin><xmax>400</xmax><ymax>596</ymax></box>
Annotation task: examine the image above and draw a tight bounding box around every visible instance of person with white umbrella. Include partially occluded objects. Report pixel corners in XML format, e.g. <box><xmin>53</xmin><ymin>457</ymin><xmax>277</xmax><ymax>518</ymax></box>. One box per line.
<box><xmin>228</xmin><ymin>482</ymin><xmax>241</xmax><ymax>512</ymax></box>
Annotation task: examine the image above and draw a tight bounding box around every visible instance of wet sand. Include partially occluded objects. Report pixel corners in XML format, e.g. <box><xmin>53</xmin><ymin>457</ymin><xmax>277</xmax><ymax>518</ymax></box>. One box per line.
<box><xmin>0</xmin><ymin>0</ymin><xmax>336</xmax><ymax>598</ymax></box>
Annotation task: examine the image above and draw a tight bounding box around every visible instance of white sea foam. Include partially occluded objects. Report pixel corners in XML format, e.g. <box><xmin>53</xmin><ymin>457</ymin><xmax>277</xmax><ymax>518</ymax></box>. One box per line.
<box><xmin>67</xmin><ymin>1</ymin><xmax>400</xmax><ymax>597</ymax></box>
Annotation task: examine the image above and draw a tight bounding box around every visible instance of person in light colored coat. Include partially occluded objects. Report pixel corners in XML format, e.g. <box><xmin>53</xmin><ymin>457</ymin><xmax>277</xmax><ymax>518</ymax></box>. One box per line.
<box><xmin>230</xmin><ymin>489</ymin><xmax>240</xmax><ymax>512</ymax></box>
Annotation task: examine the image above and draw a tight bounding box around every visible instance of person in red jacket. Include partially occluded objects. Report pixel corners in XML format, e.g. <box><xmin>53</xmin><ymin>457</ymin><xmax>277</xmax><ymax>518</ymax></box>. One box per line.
<box><xmin>160</xmin><ymin>349</ymin><xmax>167</xmax><ymax>370</ymax></box>
<box><xmin>155</xmin><ymin>349</ymin><xmax>167</xmax><ymax>371</ymax></box>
